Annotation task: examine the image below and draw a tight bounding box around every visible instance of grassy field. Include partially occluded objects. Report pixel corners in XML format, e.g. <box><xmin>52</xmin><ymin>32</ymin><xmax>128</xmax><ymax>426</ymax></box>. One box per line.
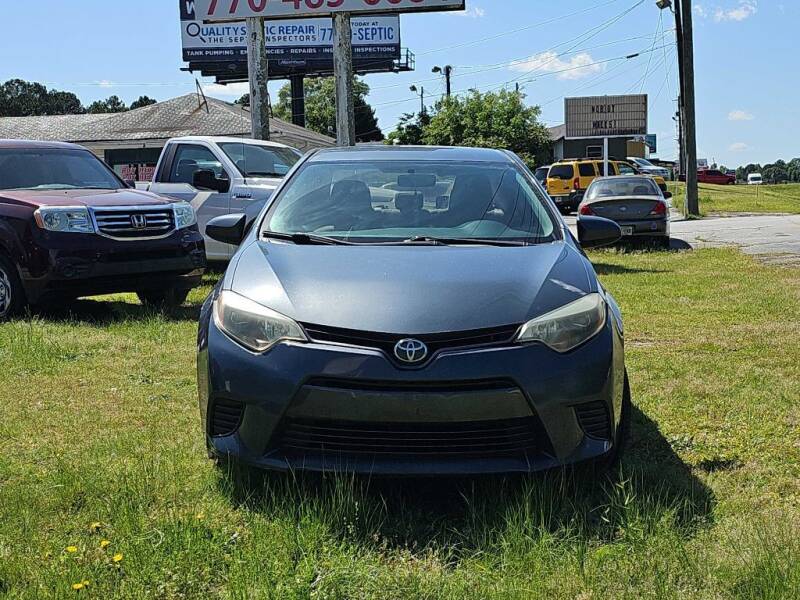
<box><xmin>667</xmin><ymin>182</ymin><xmax>800</xmax><ymax>216</ymax></box>
<box><xmin>1</xmin><ymin>249</ymin><xmax>799</xmax><ymax>598</ymax></box>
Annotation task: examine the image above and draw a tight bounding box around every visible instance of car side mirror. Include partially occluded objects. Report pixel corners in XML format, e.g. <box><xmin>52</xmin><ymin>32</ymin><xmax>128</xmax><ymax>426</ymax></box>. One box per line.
<box><xmin>206</xmin><ymin>213</ymin><xmax>247</xmax><ymax>246</ymax></box>
<box><xmin>193</xmin><ymin>169</ymin><xmax>230</xmax><ymax>193</ymax></box>
<box><xmin>663</xmin><ymin>191</ymin><xmax>673</xmax><ymax>199</ymax></box>
<box><xmin>578</xmin><ymin>215</ymin><xmax>622</xmax><ymax>249</ymax></box>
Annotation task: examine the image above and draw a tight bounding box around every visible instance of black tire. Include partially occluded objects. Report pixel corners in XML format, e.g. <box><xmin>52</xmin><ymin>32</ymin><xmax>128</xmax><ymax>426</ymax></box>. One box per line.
<box><xmin>137</xmin><ymin>287</ymin><xmax>190</xmax><ymax>309</ymax></box>
<box><xmin>660</xmin><ymin>236</ymin><xmax>672</xmax><ymax>250</ymax></box>
<box><xmin>0</xmin><ymin>255</ymin><xmax>25</xmax><ymax>321</ymax></box>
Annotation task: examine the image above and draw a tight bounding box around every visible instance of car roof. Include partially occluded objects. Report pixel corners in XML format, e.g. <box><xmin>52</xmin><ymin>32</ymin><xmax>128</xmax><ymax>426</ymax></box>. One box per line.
<box><xmin>0</xmin><ymin>139</ymin><xmax>87</xmax><ymax>150</ymax></box>
<box><xmin>307</xmin><ymin>145</ymin><xmax>514</xmax><ymax>163</ymax></box>
<box><xmin>167</xmin><ymin>135</ymin><xmax>294</xmax><ymax>149</ymax></box>
<box><xmin>589</xmin><ymin>175</ymin><xmax>657</xmax><ymax>183</ymax></box>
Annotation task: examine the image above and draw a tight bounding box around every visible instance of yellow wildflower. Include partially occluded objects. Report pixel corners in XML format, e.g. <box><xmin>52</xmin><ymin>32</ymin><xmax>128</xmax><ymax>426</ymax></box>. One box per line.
<box><xmin>66</xmin><ymin>546</ymin><xmax>78</xmax><ymax>553</ymax></box>
<box><xmin>195</xmin><ymin>512</ymin><xmax>205</xmax><ymax>521</ymax></box>
<box><xmin>100</xmin><ymin>540</ymin><xmax>111</xmax><ymax>549</ymax></box>
<box><xmin>112</xmin><ymin>553</ymin><xmax>123</xmax><ymax>563</ymax></box>
<box><xmin>71</xmin><ymin>581</ymin><xmax>89</xmax><ymax>590</ymax></box>
<box><xmin>89</xmin><ymin>522</ymin><xmax>102</xmax><ymax>532</ymax></box>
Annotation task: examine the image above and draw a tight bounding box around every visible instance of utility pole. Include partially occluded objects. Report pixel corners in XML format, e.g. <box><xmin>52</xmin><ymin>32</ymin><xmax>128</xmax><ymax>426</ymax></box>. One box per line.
<box><xmin>246</xmin><ymin>17</ymin><xmax>270</xmax><ymax>140</ymax></box>
<box><xmin>681</xmin><ymin>0</ymin><xmax>699</xmax><ymax>216</ymax></box>
<box><xmin>432</xmin><ymin>65</ymin><xmax>452</xmax><ymax>98</ymax></box>
<box><xmin>289</xmin><ymin>74</ymin><xmax>306</xmax><ymax>128</ymax></box>
<box><xmin>410</xmin><ymin>85</ymin><xmax>425</xmax><ymax>116</ymax></box>
<box><xmin>673</xmin><ymin>0</ymin><xmax>686</xmax><ymax>180</ymax></box>
<box><xmin>333</xmin><ymin>13</ymin><xmax>356</xmax><ymax>146</ymax></box>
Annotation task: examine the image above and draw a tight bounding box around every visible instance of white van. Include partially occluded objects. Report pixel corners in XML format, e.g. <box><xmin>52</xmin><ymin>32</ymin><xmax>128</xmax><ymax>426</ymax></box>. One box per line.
<box><xmin>747</xmin><ymin>173</ymin><xmax>763</xmax><ymax>185</ymax></box>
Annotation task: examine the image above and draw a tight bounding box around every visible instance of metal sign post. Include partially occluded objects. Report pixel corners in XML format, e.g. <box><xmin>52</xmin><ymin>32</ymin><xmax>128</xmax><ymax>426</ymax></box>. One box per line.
<box><xmin>246</xmin><ymin>17</ymin><xmax>270</xmax><ymax>140</ymax></box>
<box><xmin>333</xmin><ymin>13</ymin><xmax>356</xmax><ymax>146</ymax></box>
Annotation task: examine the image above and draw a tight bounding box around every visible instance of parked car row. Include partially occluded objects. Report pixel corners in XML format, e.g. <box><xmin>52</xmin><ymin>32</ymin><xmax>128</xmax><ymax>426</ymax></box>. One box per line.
<box><xmin>0</xmin><ymin>136</ymin><xmax>302</xmax><ymax>319</ymax></box>
<box><xmin>2</xmin><ymin>138</ymin><xmax>635</xmax><ymax>479</ymax></box>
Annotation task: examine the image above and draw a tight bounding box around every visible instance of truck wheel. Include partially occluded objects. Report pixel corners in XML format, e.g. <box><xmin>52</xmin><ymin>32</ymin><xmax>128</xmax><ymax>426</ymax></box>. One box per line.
<box><xmin>137</xmin><ymin>287</ymin><xmax>190</xmax><ymax>309</ymax></box>
<box><xmin>0</xmin><ymin>255</ymin><xmax>25</xmax><ymax>321</ymax></box>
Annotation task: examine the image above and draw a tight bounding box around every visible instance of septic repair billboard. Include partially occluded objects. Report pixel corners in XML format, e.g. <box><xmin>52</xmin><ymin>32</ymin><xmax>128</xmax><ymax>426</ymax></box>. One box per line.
<box><xmin>565</xmin><ymin>95</ymin><xmax>648</xmax><ymax>139</ymax></box>
<box><xmin>194</xmin><ymin>0</ymin><xmax>464</xmax><ymax>20</ymax></box>
<box><xmin>181</xmin><ymin>1</ymin><xmax>400</xmax><ymax>63</ymax></box>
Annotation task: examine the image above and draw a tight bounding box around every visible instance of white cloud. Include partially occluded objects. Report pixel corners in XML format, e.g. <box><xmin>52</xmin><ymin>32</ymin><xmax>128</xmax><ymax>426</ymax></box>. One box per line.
<box><xmin>714</xmin><ymin>1</ymin><xmax>757</xmax><ymax>22</ymax></box>
<box><xmin>694</xmin><ymin>4</ymin><xmax>708</xmax><ymax>18</ymax></box>
<box><xmin>97</xmin><ymin>80</ymin><xmax>114</xmax><ymax>88</ymax></box>
<box><xmin>509</xmin><ymin>51</ymin><xmax>603</xmax><ymax>81</ymax></box>
<box><xmin>729</xmin><ymin>142</ymin><xmax>749</xmax><ymax>151</ymax></box>
<box><xmin>728</xmin><ymin>109</ymin><xmax>754</xmax><ymax>121</ymax></box>
<box><xmin>203</xmin><ymin>82</ymin><xmax>249</xmax><ymax>98</ymax></box>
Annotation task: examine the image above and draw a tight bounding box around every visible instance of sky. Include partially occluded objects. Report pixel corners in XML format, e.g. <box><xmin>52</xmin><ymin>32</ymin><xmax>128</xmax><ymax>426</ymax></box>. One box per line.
<box><xmin>1</xmin><ymin>0</ymin><xmax>796</xmax><ymax>167</ymax></box>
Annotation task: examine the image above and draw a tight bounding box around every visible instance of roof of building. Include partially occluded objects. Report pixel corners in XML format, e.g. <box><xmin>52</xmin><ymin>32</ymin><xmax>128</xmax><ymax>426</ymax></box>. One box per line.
<box><xmin>0</xmin><ymin>94</ymin><xmax>335</xmax><ymax>152</ymax></box>
<box><xmin>548</xmin><ymin>125</ymin><xmax>566</xmax><ymax>141</ymax></box>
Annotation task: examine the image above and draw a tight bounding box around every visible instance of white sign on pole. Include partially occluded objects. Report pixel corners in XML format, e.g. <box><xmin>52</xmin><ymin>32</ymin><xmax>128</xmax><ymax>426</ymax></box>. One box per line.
<box><xmin>195</xmin><ymin>0</ymin><xmax>465</xmax><ymax>21</ymax></box>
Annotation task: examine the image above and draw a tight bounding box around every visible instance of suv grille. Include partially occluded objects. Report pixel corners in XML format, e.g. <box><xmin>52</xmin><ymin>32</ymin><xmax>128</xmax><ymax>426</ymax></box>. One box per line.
<box><xmin>211</xmin><ymin>399</ymin><xmax>244</xmax><ymax>437</ymax></box>
<box><xmin>574</xmin><ymin>401</ymin><xmax>612</xmax><ymax>440</ymax></box>
<box><xmin>275</xmin><ymin>417</ymin><xmax>544</xmax><ymax>459</ymax></box>
<box><xmin>93</xmin><ymin>207</ymin><xmax>175</xmax><ymax>239</ymax></box>
<box><xmin>301</xmin><ymin>323</ymin><xmax>520</xmax><ymax>367</ymax></box>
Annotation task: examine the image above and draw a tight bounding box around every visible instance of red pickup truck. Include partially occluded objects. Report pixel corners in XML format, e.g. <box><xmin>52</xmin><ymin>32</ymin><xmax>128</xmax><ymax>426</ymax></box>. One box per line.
<box><xmin>680</xmin><ymin>169</ymin><xmax>736</xmax><ymax>185</ymax></box>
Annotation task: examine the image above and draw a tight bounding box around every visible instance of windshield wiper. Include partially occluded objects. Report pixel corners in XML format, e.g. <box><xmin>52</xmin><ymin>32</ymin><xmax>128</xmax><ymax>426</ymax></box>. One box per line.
<box><xmin>402</xmin><ymin>236</ymin><xmax>530</xmax><ymax>247</ymax></box>
<box><xmin>262</xmin><ymin>231</ymin><xmax>353</xmax><ymax>246</ymax></box>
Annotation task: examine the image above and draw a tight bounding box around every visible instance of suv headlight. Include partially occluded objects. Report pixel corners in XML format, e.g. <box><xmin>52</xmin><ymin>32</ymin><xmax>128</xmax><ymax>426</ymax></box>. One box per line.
<box><xmin>173</xmin><ymin>203</ymin><xmax>196</xmax><ymax>229</ymax></box>
<box><xmin>34</xmin><ymin>206</ymin><xmax>94</xmax><ymax>234</ymax></box>
<box><xmin>213</xmin><ymin>290</ymin><xmax>306</xmax><ymax>353</ymax></box>
<box><xmin>516</xmin><ymin>293</ymin><xmax>606</xmax><ymax>353</ymax></box>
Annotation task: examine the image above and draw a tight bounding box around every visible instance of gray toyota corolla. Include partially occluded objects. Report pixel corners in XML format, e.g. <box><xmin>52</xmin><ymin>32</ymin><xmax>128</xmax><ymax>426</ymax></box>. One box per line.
<box><xmin>198</xmin><ymin>146</ymin><xmax>628</xmax><ymax>475</ymax></box>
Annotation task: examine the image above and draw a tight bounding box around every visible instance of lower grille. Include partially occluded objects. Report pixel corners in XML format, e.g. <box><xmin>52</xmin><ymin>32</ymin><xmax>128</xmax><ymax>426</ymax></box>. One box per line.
<box><xmin>574</xmin><ymin>401</ymin><xmax>611</xmax><ymax>440</ymax></box>
<box><xmin>211</xmin><ymin>399</ymin><xmax>244</xmax><ymax>437</ymax></box>
<box><xmin>276</xmin><ymin>417</ymin><xmax>543</xmax><ymax>459</ymax></box>
<box><xmin>93</xmin><ymin>207</ymin><xmax>175</xmax><ymax>239</ymax></box>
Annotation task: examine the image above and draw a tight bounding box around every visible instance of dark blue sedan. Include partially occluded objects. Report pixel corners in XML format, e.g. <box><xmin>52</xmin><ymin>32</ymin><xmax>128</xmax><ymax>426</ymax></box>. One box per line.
<box><xmin>198</xmin><ymin>146</ymin><xmax>627</xmax><ymax>476</ymax></box>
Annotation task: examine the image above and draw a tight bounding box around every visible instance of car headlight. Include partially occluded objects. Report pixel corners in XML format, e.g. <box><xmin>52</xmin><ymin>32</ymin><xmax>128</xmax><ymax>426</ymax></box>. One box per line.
<box><xmin>213</xmin><ymin>290</ymin><xmax>306</xmax><ymax>353</ymax></box>
<box><xmin>34</xmin><ymin>206</ymin><xmax>94</xmax><ymax>233</ymax></box>
<box><xmin>516</xmin><ymin>293</ymin><xmax>606</xmax><ymax>353</ymax></box>
<box><xmin>173</xmin><ymin>203</ymin><xmax>196</xmax><ymax>229</ymax></box>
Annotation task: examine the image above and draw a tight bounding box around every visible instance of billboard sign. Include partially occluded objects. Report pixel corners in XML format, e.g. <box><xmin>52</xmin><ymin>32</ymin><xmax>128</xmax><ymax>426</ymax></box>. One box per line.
<box><xmin>565</xmin><ymin>95</ymin><xmax>648</xmax><ymax>139</ymax></box>
<box><xmin>195</xmin><ymin>0</ymin><xmax>464</xmax><ymax>21</ymax></box>
<box><xmin>181</xmin><ymin>2</ymin><xmax>400</xmax><ymax>63</ymax></box>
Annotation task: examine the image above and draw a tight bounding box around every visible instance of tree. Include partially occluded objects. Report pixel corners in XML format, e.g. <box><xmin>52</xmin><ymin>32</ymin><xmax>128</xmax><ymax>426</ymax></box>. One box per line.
<box><xmin>273</xmin><ymin>77</ymin><xmax>383</xmax><ymax>142</ymax></box>
<box><xmin>385</xmin><ymin>112</ymin><xmax>430</xmax><ymax>146</ymax></box>
<box><xmin>0</xmin><ymin>79</ymin><xmax>84</xmax><ymax>116</ymax></box>
<box><xmin>129</xmin><ymin>95</ymin><xmax>157</xmax><ymax>110</ymax></box>
<box><xmin>235</xmin><ymin>93</ymin><xmax>250</xmax><ymax>107</ymax></box>
<box><xmin>419</xmin><ymin>89</ymin><xmax>552</xmax><ymax>168</ymax></box>
<box><xmin>86</xmin><ymin>95</ymin><xmax>129</xmax><ymax>114</ymax></box>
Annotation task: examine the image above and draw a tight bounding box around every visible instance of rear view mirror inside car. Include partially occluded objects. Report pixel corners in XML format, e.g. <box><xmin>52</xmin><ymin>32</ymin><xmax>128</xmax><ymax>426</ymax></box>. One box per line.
<box><xmin>397</xmin><ymin>173</ymin><xmax>437</xmax><ymax>189</ymax></box>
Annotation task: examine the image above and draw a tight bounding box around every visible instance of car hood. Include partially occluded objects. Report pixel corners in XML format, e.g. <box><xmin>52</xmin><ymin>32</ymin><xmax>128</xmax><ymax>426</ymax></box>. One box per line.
<box><xmin>0</xmin><ymin>188</ymin><xmax>172</xmax><ymax>209</ymax></box>
<box><xmin>227</xmin><ymin>240</ymin><xmax>595</xmax><ymax>333</ymax></box>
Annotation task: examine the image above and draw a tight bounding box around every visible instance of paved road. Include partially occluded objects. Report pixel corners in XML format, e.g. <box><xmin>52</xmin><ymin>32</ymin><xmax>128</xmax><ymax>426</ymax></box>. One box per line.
<box><xmin>563</xmin><ymin>212</ymin><xmax>800</xmax><ymax>261</ymax></box>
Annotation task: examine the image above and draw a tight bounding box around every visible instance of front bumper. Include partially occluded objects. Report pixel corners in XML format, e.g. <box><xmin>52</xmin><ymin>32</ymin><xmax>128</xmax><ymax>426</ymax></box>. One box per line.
<box><xmin>199</xmin><ymin>310</ymin><xmax>626</xmax><ymax>476</ymax></box>
<box><xmin>20</xmin><ymin>228</ymin><xmax>206</xmax><ymax>303</ymax></box>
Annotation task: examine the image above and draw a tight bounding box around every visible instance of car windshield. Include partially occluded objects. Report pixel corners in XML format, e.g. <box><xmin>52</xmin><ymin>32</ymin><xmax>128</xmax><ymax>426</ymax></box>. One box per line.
<box><xmin>219</xmin><ymin>142</ymin><xmax>301</xmax><ymax>178</ymax></box>
<box><xmin>0</xmin><ymin>148</ymin><xmax>123</xmax><ymax>191</ymax></box>
<box><xmin>586</xmin><ymin>177</ymin><xmax>661</xmax><ymax>200</ymax></box>
<box><xmin>263</xmin><ymin>160</ymin><xmax>558</xmax><ymax>245</ymax></box>
<box><xmin>634</xmin><ymin>158</ymin><xmax>654</xmax><ymax>167</ymax></box>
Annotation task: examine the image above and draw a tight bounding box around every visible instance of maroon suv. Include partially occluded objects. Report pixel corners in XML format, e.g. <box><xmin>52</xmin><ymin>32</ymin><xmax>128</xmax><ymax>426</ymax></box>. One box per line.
<box><xmin>0</xmin><ymin>140</ymin><xmax>206</xmax><ymax>320</ymax></box>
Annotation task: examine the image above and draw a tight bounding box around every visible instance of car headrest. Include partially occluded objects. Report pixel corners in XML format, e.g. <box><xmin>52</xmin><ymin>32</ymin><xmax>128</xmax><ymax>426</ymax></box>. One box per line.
<box><xmin>331</xmin><ymin>180</ymin><xmax>373</xmax><ymax>210</ymax></box>
<box><xmin>395</xmin><ymin>192</ymin><xmax>424</xmax><ymax>213</ymax></box>
<box><xmin>633</xmin><ymin>185</ymin><xmax>652</xmax><ymax>195</ymax></box>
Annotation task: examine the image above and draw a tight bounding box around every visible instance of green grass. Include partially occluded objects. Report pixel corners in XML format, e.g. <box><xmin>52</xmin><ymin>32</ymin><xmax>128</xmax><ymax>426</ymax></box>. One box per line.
<box><xmin>667</xmin><ymin>182</ymin><xmax>800</xmax><ymax>215</ymax></box>
<box><xmin>1</xmin><ymin>251</ymin><xmax>799</xmax><ymax>598</ymax></box>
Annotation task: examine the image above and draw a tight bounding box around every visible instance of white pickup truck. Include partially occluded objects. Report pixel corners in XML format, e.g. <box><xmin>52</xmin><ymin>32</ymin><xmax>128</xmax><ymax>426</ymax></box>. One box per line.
<box><xmin>148</xmin><ymin>136</ymin><xmax>302</xmax><ymax>261</ymax></box>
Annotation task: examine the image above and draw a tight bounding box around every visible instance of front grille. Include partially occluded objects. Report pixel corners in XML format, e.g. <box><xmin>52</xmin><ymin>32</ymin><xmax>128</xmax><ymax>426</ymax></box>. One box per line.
<box><xmin>301</xmin><ymin>323</ymin><xmax>521</xmax><ymax>367</ymax></box>
<box><xmin>574</xmin><ymin>401</ymin><xmax>611</xmax><ymax>440</ymax></box>
<box><xmin>275</xmin><ymin>417</ymin><xmax>543</xmax><ymax>459</ymax></box>
<box><xmin>211</xmin><ymin>399</ymin><xmax>244</xmax><ymax>437</ymax></box>
<box><xmin>93</xmin><ymin>207</ymin><xmax>175</xmax><ymax>239</ymax></box>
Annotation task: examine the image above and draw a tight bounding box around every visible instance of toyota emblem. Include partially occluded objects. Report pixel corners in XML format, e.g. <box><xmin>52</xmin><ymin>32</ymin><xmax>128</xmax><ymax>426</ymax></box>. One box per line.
<box><xmin>394</xmin><ymin>338</ymin><xmax>429</xmax><ymax>364</ymax></box>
